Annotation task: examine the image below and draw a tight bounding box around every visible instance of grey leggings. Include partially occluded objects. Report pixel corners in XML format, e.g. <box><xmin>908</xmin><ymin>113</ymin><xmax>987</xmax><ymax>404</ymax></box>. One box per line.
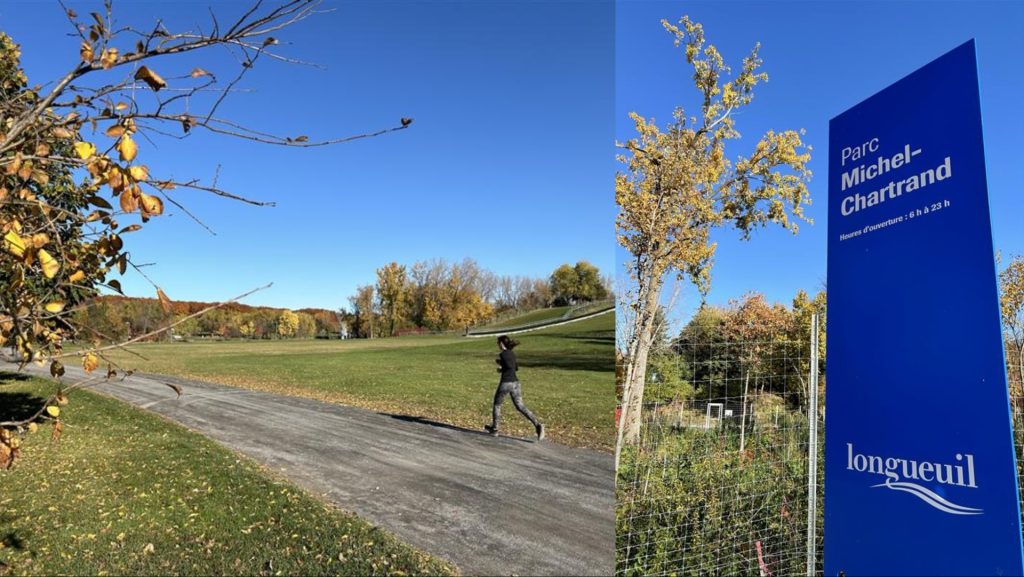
<box><xmin>491</xmin><ymin>381</ymin><xmax>540</xmax><ymax>429</ymax></box>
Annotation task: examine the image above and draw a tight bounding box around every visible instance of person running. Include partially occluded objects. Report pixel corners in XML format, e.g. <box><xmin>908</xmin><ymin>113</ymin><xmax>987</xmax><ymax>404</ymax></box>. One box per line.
<box><xmin>484</xmin><ymin>335</ymin><xmax>545</xmax><ymax>440</ymax></box>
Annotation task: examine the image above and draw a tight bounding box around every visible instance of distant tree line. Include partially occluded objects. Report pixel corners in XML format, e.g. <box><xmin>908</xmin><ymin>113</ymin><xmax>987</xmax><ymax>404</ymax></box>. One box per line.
<box><xmin>71</xmin><ymin>296</ymin><xmax>341</xmax><ymax>342</ymax></box>
<box><xmin>344</xmin><ymin>258</ymin><xmax>611</xmax><ymax>338</ymax></box>
<box><xmin>69</xmin><ymin>260</ymin><xmax>610</xmax><ymax>342</ymax></box>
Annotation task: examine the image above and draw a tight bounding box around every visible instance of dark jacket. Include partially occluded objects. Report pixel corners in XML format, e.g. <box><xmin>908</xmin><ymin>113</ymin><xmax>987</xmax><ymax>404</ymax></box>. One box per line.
<box><xmin>497</xmin><ymin>349</ymin><xmax>518</xmax><ymax>383</ymax></box>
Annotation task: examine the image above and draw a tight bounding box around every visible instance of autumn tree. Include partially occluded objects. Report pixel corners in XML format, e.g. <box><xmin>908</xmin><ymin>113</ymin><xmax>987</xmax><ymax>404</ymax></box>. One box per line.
<box><xmin>1001</xmin><ymin>255</ymin><xmax>1024</xmax><ymax>404</ymax></box>
<box><xmin>494</xmin><ymin>275</ymin><xmax>554</xmax><ymax>312</ymax></box>
<box><xmin>574</xmin><ymin>261</ymin><xmax>608</xmax><ymax>302</ymax></box>
<box><xmin>550</xmin><ymin>261</ymin><xmax>609</xmax><ymax>306</ymax></box>
<box><xmin>408</xmin><ymin>259</ymin><xmax>445</xmax><ymax>328</ymax></box>
<box><xmin>550</xmin><ymin>264</ymin><xmax>580</xmax><ymax>306</ymax></box>
<box><xmin>277</xmin><ymin>310</ymin><xmax>299</xmax><ymax>338</ymax></box>
<box><xmin>615</xmin><ymin>16</ymin><xmax>812</xmax><ymax>466</ymax></box>
<box><xmin>421</xmin><ymin>260</ymin><xmax>493</xmax><ymax>331</ymax></box>
<box><xmin>0</xmin><ymin>1</ymin><xmax>410</xmax><ymax>466</ymax></box>
<box><xmin>523</xmin><ymin>278</ymin><xmax>554</xmax><ymax>310</ymax></box>
<box><xmin>349</xmin><ymin>284</ymin><xmax>377</xmax><ymax>338</ymax></box>
<box><xmin>721</xmin><ymin>293</ymin><xmax>791</xmax><ymax>452</ymax></box>
<box><xmin>239</xmin><ymin>320</ymin><xmax>256</xmax><ymax>339</ymax></box>
<box><xmin>403</xmin><ymin>258</ymin><xmax>492</xmax><ymax>331</ymax></box>
<box><xmin>376</xmin><ymin>261</ymin><xmax>409</xmax><ymax>337</ymax></box>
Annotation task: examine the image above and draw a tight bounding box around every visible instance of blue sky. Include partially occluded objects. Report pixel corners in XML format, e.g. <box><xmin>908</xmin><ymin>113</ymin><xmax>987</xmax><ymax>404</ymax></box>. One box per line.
<box><xmin>617</xmin><ymin>0</ymin><xmax>1024</xmax><ymax>332</ymax></box>
<box><xmin>1</xmin><ymin>0</ymin><xmax>614</xmax><ymax>310</ymax></box>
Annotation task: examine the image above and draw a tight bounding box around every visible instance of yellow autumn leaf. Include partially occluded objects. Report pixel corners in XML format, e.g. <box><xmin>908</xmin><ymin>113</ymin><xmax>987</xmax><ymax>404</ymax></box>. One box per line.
<box><xmin>74</xmin><ymin>141</ymin><xmax>96</xmax><ymax>160</ymax></box>
<box><xmin>134</xmin><ymin>66</ymin><xmax>166</xmax><ymax>91</ymax></box>
<box><xmin>139</xmin><ymin>193</ymin><xmax>163</xmax><ymax>216</ymax></box>
<box><xmin>120</xmin><ymin>188</ymin><xmax>138</xmax><ymax>213</ymax></box>
<box><xmin>105</xmin><ymin>124</ymin><xmax>125</xmax><ymax>138</ymax></box>
<box><xmin>82</xmin><ymin>352</ymin><xmax>99</xmax><ymax>373</ymax></box>
<box><xmin>44</xmin><ymin>301</ymin><xmax>66</xmax><ymax>313</ymax></box>
<box><xmin>128</xmin><ymin>165</ymin><xmax>148</xmax><ymax>181</ymax></box>
<box><xmin>45</xmin><ymin>405</ymin><xmax>60</xmax><ymax>418</ymax></box>
<box><xmin>38</xmin><ymin>249</ymin><xmax>60</xmax><ymax>279</ymax></box>
<box><xmin>80</xmin><ymin>41</ymin><xmax>93</xmax><ymax>63</ymax></box>
<box><xmin>3</xmin><ymin>230</ymin><xmax>26</xmax><ymax>257</ymax></box>
<box><xmin>117</xmin><ymin>134</ymin><xmax>137</xmax><ymax>162</ymax></box>
<box><xmin>27</xmin><ymin>422</ymin><xmax>38</xmax><ymax>433</ymax></box>
<box><xmin>68</xmin><ymin>270</ymin><xmax>87</xmax><ymax>283</ymax></box>
<box><xmin>99</xmin><ymin>47</ymin><xmax>118</xmax><ymax>69</ymax></box>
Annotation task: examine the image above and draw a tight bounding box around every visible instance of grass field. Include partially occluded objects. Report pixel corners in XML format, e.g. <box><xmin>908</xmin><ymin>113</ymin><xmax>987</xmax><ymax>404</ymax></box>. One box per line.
<box><xmin>0</xmin><ymin>376</ymin><xmax>454</xmax><ymax>576</ymax></box>
<box><xmin>479</xmin><ymin>306</ymin><xmax>571</xmax><ymax>329</ymax></box>
<box><xmin>98</xmin><ymin>313</ymin><xmax>614</xmax><ymax>450</ymax></box>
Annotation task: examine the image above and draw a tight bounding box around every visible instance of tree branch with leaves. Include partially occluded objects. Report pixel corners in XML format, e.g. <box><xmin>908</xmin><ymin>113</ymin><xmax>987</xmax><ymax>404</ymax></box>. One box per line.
<box><xmin>0</xmin><ymin>0</ymin><xmax>411</xmax><ymax>468</ymax></box>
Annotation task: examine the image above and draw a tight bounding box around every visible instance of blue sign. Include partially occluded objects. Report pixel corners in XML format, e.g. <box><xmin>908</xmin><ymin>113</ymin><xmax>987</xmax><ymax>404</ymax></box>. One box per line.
<box><xmin>825</xmin><ymin>40</ymin><xmax>1023</xmax><ymax>575</ymax></box>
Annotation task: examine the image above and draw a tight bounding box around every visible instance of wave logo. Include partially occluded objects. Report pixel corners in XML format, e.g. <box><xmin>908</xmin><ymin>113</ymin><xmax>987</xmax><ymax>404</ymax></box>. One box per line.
<box><xmin>847</xmin><ymin>443</ymin><xmax>983</xmax><ymax>515</ymax></box>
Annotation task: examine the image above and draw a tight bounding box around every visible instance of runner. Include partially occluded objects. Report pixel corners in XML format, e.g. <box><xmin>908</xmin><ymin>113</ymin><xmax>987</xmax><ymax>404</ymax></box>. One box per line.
<box><xmin>484</xmin><ymin>335</ymin><xmax>545</xmax><ymax>440</ymax></box>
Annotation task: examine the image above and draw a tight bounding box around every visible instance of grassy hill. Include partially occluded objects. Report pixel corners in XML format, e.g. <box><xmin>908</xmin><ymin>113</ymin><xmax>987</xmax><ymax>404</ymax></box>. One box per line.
<box><xmin>478</xmin><ymin>306</ymin><xmax>572</xmax><ymax>329</ymax></box>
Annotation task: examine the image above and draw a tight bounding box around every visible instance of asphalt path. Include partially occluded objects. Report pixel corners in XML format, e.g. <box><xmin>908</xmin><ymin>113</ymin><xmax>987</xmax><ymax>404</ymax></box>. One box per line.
<box><xmin>12</xmin><ymin>361</ymin><xmax>614</xmax><ymax>576</ymax></box>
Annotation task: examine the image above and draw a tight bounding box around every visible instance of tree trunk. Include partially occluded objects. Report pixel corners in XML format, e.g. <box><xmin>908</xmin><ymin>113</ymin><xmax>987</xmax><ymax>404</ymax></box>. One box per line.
<box><xmin>614</xmin><ymin>268</ymin><xmax>664</xmax><ymax>471</ymax></box>
<box><xmin>739</xmin><ymin>369</ymin><xmax>751</xmax><ymax>454</ymax></box>
<box><xmin>1017</xmin><ymin>342</ymin><xmax>1023</xmax><ymax>402</ymax></box>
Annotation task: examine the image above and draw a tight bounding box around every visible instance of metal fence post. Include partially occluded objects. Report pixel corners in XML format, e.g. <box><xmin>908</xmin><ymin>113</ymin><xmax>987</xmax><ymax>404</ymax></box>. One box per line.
<box><xmin>806</xmin><ymin>313</ymin><xmax>820</xmax><ymax>577</ymax></box>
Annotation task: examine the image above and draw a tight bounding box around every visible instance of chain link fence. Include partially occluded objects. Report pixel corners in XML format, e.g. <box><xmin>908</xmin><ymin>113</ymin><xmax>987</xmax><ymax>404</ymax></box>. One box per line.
<box><xmin>617</xmin><ymin>317</ymin><xmax>1024</xmax><ymax>576</ymax></box>
<box><xmin>617</xmin><ymin>331</ymin><xmax>823</xmax><ymax>576</ymax></box>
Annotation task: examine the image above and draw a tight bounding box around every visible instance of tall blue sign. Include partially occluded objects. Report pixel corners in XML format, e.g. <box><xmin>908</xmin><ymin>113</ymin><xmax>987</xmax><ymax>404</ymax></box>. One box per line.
<box><xmin>825</xmin><ymin>40</ymin><xmax>1023</xmax><ymax>575</ymax></box>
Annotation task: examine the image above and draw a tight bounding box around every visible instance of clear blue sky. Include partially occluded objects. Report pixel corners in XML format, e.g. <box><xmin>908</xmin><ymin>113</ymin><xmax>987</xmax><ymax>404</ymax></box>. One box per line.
<box><xmin>1</xmin><ymin>0</ymin><xmax>614</xmax><ymax>310</ymax></box>
<box><xmin>617</xmin><ymin>1</ymin><xmax>1024</xmax><ymax>332</ymax></box>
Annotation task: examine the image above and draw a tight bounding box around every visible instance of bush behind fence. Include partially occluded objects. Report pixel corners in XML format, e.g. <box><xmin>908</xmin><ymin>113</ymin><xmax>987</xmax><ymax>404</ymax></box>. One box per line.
<box><xmin>618</xmin><ymin>332</ymin><xmax>1024</xmax><ymax>576</ymax></box>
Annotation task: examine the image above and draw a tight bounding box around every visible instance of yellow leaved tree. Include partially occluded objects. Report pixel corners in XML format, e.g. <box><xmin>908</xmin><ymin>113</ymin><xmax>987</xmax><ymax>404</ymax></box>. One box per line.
<box><xmin>277</xmin><ymin>310</ymin><xmax>300</xmax><ymax>338</ymax></box>
<box><xmin>615</xmin><ymin>16</ymin><xmax>813</xmax><ymax>468</ymax></box>
<box><xmin>1001</xmin><ymin>255</ymin><xmax>1024</xmax><ymax>405</ymax></box>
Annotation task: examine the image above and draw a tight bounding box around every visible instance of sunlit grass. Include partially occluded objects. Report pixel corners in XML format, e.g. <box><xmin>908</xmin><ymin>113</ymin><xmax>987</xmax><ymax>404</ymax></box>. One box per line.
<box><xmin>479</xmin><ymin>306</ymin><xmax>571</xmax><ymax>329</ymax></box>
<box><xmin>100</xmin><ymin>314</ymin><xmax>615</xmax><ymax>450</ymax></box>
<box><xmin>0</xmin><ymin>377</ymin><xmax>455</xmax><ymax>576</ymax></box>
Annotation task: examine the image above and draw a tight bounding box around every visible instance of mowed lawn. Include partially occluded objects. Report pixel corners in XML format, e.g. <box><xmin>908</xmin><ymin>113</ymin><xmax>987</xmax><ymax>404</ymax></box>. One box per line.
<box><xmin>100</xmin><ymin>313</ymin><xmax>614</xmax><ymax>450</ymax></box>
<box><xmin>0</xmin><ymin>376</ymin><xmax>454</xmax><ymax>576</ymax></box>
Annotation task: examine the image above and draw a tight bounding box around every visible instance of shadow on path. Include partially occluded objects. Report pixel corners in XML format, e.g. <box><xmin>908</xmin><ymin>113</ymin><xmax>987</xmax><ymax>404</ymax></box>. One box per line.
<box><xmin>379</xmin><ymin>413</ymin><xmax>535</xmax><ymax>444</ymax></box>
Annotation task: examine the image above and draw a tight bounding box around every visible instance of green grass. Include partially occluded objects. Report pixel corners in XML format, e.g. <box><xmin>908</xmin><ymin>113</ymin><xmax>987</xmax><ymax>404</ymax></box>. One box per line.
<box><xmin>0</xmin><ymin>376</ymin><xmax>455</xmax><ymax>576</ymax></box>
<box><xmin>479</xmin><ymin>306</ymin><xmax>571</xmax><ymax>329</ymax></box>
<box><xmin>99</xmin><ymin>313</ymin><xmax>615</xmax><ymax>451</ymax></box>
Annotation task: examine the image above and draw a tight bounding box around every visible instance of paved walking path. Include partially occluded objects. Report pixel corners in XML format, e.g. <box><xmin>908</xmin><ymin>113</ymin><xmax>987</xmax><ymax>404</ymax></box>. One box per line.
<box><xmin>12</xmin><ymin>362</ymin><xmax>614</xmax><ymax>576</ymax></box>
